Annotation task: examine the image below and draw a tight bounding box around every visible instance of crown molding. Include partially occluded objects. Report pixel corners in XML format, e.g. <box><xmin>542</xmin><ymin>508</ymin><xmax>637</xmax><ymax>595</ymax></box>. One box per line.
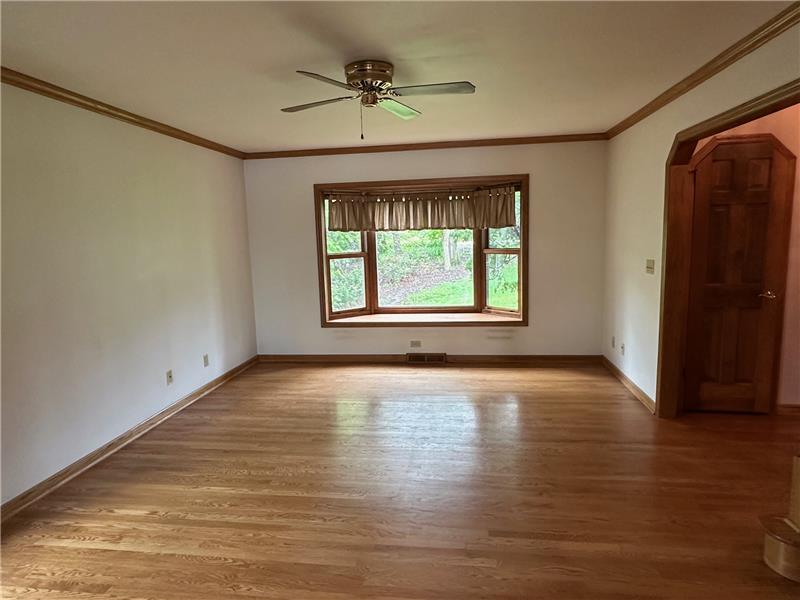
<box><xmin>242</xmin><ymin>133</ymin><xmax>608</xmax><ymax>160</ymax></box>
<box><xmin>244</xmin><ymin>2</ymin><xmax>800</xmax><ymax>157</ymax></box>
<box><xmin>606</xmin><ymin>1</ymin><xmax>800</xmax><ymax>138</ymax></box>
<box><xmin>1</xmin><ymin>67</ymin><xmax>245</xmax><ymax>159</ymax></box>
<box><xmin>3</xmin><ymin>3</ymin><xmax>798</xmax><ymax>159</ymax></box>
<box><xmin>0</xmin><ymin>66</ymin><xmax>606</xmax><ymax>158</ymax></box>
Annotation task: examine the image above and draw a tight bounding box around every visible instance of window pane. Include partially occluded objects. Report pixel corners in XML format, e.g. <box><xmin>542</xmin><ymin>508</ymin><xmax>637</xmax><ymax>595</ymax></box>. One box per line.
<box><xmin>488</xmin><ymin>190</ymin><xmax>521</xmax><ymax>249</ymax></box>
<box><xmin>486</xmin><ymin>253</ymin><xmax>519</xmax><ymax>311</ymax></box>
<box><xmin>376</xmin><ymin>229</ymin><xmax>474</xmax><ymax>307</ymax></box>
<box><xmin>330</xmin><ymin>257</ymin><xmax>366</xmax><ymax>312</ymax></box>
<box><xmin>325</xmin><ymin>201</ymin><xmax>361</xmax><ymax>254</ymax></box>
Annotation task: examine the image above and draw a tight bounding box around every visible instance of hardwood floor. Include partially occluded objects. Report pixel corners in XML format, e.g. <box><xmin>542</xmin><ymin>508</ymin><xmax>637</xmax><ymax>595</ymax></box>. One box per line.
<box><xmin>2</xmin><ymin>363</ymin><xmax>798</xmax><ymax>599</ymax></box>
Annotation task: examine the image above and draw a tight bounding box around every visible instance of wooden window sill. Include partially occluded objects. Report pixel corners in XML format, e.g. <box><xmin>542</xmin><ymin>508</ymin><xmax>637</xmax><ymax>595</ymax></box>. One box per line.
<box><xmin>325</xmin><ymin>312</ymin><xmax>525</xmax><ymax>327</ymax></box>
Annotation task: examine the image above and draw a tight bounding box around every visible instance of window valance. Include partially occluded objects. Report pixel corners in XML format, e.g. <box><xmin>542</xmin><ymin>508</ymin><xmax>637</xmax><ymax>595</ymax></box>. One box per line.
<box><xmin>326</xmin><ymin>184</ymin><xmax>516</xmax><ymax>231</ymax></box>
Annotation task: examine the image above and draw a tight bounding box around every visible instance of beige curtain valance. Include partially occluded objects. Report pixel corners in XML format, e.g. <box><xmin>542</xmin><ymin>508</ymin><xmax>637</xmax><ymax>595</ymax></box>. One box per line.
<box><xmin>326</xmin><ymin>185</ymin><xmax>516</xmax><ymax>231</ymax></box>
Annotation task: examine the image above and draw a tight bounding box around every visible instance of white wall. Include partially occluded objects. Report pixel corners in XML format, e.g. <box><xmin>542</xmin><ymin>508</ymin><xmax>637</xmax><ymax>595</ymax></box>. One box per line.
<box><xmin>1</xmin><ymin>85</ymin><xmax>257</xmax><ymax>502</ymax></box>
<box><xmin>603</xmin><ymin>24</ymin><xmax>800</xmax><ymax>402</ymax></box>
<box><xmin>245</xmin><ymin>142</ymin><xmax>607</xmax><ymax>356</ymax></box>
<box><xmin>4</xmin><ymin>24</ymin><xmax>794</xmax><ymax>506</ymax></box>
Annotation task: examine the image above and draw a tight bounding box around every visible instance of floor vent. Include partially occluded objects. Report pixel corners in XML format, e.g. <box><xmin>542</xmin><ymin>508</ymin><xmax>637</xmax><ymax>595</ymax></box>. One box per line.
<box><xmin>406</xmin><ymin>353</ymin><xmax>447</xmax><ymax>364</ymax></box>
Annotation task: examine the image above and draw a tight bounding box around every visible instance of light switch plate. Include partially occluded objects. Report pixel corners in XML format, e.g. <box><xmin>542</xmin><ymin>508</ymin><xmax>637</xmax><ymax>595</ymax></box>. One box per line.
<box><xmin>645</xmin><ymin>259</ymin><xmax>655</xmax><ymax>274</ymax></box>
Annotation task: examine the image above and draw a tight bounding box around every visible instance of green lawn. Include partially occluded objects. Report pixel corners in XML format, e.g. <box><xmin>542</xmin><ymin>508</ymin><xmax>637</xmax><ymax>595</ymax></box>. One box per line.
<box><xmin>405</xmin><ymin>276</ymin><xmax>518</xmax><ymax>310</ymax></box>
<box><xmin>487</xmin><ymin>285</ymin><xmax>519</xmax><ymax>311</ymax></box>
<box><xmin>405</xmin><ymin>277</ymin><xmax>473</xmax><ymax>306</ymax></box>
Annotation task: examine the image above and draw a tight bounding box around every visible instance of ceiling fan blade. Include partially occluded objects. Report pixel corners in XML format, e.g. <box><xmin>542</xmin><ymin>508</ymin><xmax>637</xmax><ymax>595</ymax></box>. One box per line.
<box><xmin>296</xmin><ymin>70</ymin><xmax>355</xmax><ymax>91</ymax></box>
<box><xmin>391</xmin><ymin>81</ymin><xmax>476</xmax><ymax>96</ymax></box>
<box><xmin>281</xmin><ymin>96</ymin><xmax>355</xmax><ymax>113</ymax></box>
<box><xmin>378</xmin><ymin>98</ymin><xmax>421</xmax><ymax>120</ymax></box>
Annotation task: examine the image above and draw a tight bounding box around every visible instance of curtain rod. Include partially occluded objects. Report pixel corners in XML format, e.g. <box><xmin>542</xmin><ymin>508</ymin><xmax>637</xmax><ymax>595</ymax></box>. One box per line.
<box><xmin>322</xmin><ymin>182</ymin><xmax>520</xmax><ymax>195</ymax></box>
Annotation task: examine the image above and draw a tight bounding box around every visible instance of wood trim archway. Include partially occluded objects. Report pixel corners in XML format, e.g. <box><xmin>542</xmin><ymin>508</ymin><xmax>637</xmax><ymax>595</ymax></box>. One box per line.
<box><xmin>656</xmin><ymin>78</ymin><xmax>800</xmax><ymax>418</ymax></box>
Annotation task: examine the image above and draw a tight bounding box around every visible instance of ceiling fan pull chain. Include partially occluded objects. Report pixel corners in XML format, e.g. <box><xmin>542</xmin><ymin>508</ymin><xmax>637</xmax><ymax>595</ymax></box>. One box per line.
<box><xmin>360</xmin><ymin>103</ymin><xmax>365</xmax><ymax>140</ymax></box>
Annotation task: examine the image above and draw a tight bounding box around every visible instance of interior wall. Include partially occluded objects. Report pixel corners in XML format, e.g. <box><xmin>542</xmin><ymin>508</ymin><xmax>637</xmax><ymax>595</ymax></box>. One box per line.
<box><xmin>694</xmin><ymin>105</ymin><xmax>800</xmax><ymax>407</ymax></box>
<box><xmin>1</xmin><ymin>85</ymin><xmax>257</xmax><ymax>502</ymax></box>
<box><xmin>603</xmin><ymin>24</ymin><xmax>800</xmax><ymax>403</ymax></box>
<box><xmin>245</xmin><ymin>142</ymin><xmax>607</xmax><ymax>356</ymax></box>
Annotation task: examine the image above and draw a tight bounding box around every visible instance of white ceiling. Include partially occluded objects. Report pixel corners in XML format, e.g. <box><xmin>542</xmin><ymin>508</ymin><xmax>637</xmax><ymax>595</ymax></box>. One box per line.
<box><xmin>1</xmin><ymin>1</ymin><xmax>790</xmax><ymax>152</ymax></box>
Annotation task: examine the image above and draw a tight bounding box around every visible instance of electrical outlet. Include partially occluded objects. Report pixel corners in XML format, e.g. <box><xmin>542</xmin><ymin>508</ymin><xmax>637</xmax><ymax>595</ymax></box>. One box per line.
<box><xmin>166</xmin><ymin>369</ymin><xmax>174</xmax><ymax>385</ymax></box>
<box><xmin>611</xmin><ymin>336</ymin><xmax>616</xmax><ymax>349</ymax></box>
<box><xmin>410</xmin><ymin>340</ymin><xmax>422</xmax><ymax>348</ymax></box>
<box><xmin>203</xmin><ymin>353</ymin><xmax>209</xmax><ymax>367</ymax></box>
<box><xmin>620</xmin><ymin>343</ymin><xmax>625</xmax><ymax>356</ymax></box>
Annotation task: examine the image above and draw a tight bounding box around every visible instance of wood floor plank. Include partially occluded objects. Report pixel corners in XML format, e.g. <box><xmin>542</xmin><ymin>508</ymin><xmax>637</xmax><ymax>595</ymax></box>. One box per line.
<box><xmin>2</xmin><ymin>364</ymin><xmax>798</xmax><ymax>598</ymax></box>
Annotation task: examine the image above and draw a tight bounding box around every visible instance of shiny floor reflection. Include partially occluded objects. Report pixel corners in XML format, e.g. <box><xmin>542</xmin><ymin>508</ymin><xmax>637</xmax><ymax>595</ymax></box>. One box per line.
<box><xmin>2</xmin><ymin>363</ymin><xmax>798</xmax><ymax>599</ymax></box>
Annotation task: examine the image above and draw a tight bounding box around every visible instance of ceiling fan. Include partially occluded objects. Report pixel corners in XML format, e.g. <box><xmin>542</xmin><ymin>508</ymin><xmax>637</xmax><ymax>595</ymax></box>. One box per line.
<box><xmin>281</xmin><ymin>60</ymin><xmax>476</xmax><ymax>121</ymax></box>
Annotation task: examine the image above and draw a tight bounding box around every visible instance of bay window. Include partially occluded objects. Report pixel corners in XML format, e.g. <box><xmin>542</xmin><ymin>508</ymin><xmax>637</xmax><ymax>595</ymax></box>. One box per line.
<box><xmin>315</xmin><ymin>174</ymin><xmax>528</xmax><ymax>326</ymax></box>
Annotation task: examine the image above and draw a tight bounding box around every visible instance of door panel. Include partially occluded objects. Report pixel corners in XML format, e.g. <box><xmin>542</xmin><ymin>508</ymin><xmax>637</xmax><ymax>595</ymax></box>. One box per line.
<box><xmin>685</xmin><ymin>136</ymin><xmax>795</xmax><ymax>413</ymax></box>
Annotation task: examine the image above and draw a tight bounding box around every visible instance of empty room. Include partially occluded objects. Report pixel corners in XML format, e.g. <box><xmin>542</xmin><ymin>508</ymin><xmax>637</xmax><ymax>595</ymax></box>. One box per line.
<box><xmin>2</xmin><ymin>1</ymin><xmax>800</xmax><ymax>598</ymax></box>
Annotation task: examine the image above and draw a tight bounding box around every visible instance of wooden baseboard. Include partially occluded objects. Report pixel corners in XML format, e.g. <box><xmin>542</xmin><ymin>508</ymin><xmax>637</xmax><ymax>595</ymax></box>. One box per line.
<box><xmin>258</xmin><ymin>354</ymin><xmax>602</xmax><ymax>367</ymax></box>
<box><xmin>777</xmin><ymin>405</ymin><xmax>800</xmax><ymax>416</ymax></box>
<box><xmin>601</xmin><ymin>356</ymin><xmax>656</xmax><ymax>414</ymax></box>
<box><xmin>1</xmin><ymin>355</ymin><xmax>258</xmax><ymax>523</ymax></box>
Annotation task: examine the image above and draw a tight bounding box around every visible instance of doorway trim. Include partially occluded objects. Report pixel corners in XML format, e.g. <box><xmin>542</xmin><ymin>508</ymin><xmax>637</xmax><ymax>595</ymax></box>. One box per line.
<box><xmin>656</xmin><ymin>78</ymin><xmax>800</xmax><ymax>418</ymax></box>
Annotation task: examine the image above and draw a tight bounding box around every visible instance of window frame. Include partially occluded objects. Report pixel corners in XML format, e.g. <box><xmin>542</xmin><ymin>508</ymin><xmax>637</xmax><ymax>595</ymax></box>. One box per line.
<box><xmin>314</xmin><ymin>174</ymin><xmax>529</xmax><ymax>327</ymax></box>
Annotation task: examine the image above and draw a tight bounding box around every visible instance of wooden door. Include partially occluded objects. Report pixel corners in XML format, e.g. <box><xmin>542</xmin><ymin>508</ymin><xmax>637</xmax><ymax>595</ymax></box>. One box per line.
<box><xmin>684</xmin><ymin>135</ymin><xmax>795</xmax><ymax>413</ymax></box>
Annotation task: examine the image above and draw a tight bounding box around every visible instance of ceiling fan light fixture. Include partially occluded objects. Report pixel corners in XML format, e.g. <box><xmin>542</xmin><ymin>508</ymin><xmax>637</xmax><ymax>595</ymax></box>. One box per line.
<box><xmin>361</xmin><ymin>92</ymin><xmax>379</xmax><ymax>107</ymax></box>
<box><xmin>280</xmin><ymin>60</ymin><xmax>476</xmax><ymax>133</ymax></box>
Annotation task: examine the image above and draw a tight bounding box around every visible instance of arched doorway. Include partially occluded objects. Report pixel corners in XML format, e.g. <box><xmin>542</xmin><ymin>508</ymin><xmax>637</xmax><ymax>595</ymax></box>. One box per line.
<box><xmin>656</xmin><ymin>79</ymin><xmax>800</xmax><ymax>417</ymax></box>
